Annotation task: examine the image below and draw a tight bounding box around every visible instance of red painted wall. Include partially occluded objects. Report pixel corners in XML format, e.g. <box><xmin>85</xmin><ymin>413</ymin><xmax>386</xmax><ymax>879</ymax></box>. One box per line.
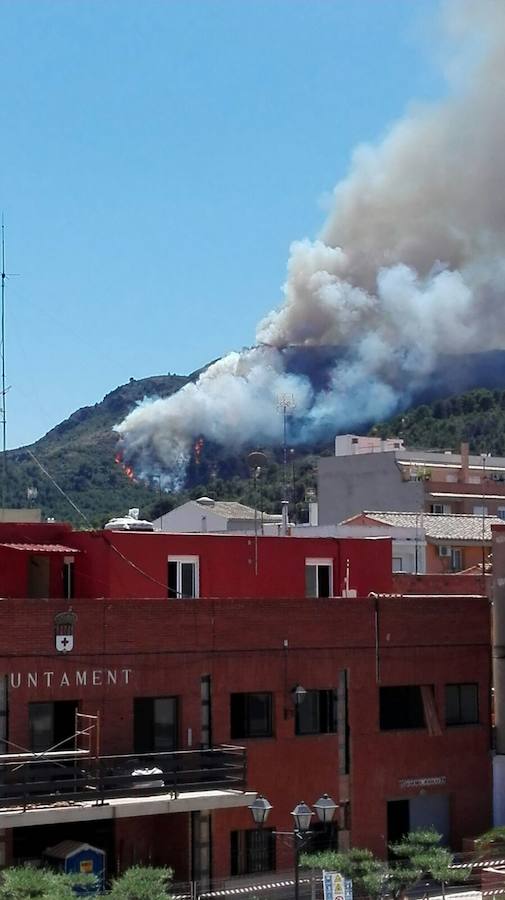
<box><xmin>0</xmin><ymin>524</ymin><xmax>393</xmax><ymax>600</ymax></box>
<box><xmin>393</xmin><ymin>572</ymin><xmax>488</xmax><ymax>595</ymax></box>
<box><xmin>0</xmin><ymin>593</ymin><xmax>492</xmax><ymax>876</ymax></box>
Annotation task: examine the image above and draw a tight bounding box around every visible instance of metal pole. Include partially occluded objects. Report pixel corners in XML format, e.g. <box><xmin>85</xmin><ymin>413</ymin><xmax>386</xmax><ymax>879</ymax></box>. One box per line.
<box><xmin>482</xmin><ymin>454</ymin><xmax>487</xmax><ymax>582</ymax></box>
<box><xmin>294</xmin><ymin>831</ymin><xmax>300</xmax><ymax>900</ymax></box>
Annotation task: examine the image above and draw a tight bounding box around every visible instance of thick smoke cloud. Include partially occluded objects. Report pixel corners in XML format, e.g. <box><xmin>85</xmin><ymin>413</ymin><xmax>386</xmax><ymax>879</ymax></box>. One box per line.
<box><xmin>117</xmin><ymin>0</ymin><xmax>505</xmax><ymax>483</ymax></box>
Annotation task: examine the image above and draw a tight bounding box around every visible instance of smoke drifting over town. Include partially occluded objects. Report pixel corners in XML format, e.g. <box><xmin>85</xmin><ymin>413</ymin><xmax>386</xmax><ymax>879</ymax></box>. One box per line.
<box><xmin>117</xmin><ymin>0</ymin><xmax>505</xmax><ymax>483</ymax></box>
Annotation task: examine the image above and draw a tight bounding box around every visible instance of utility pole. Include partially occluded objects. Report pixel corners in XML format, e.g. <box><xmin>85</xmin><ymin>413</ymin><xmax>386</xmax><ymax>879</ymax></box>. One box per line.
<box><xmin>277</xmin><ymin>394</ymin><xmax>295</xmax><ymax>524</ymax></box>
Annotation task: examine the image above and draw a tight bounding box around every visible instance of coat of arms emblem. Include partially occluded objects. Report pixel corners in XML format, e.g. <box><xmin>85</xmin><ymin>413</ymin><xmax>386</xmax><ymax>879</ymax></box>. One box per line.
<box><xmin>54</xmin><ymin>610</ymin><xmax>77</xmax><ymax>653</ymax></box>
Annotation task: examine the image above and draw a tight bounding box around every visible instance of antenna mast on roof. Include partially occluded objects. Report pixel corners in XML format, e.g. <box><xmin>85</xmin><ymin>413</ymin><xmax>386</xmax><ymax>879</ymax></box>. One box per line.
<box><xmin>277</xmin><ymin>394</ymin><xmax>295</xmax><ymax>533</ymax></box>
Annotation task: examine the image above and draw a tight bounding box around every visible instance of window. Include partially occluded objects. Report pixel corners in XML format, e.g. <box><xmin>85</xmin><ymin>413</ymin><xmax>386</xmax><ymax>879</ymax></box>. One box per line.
<box><xmin>450</xmin><ymin>548</ymin><xmax>463</xmax><ymax>571</ymax></box>
<box><xmin>134</xmin><ymin>697</ymin><xmax>179</xmax><ymax>752</ymax></box>
<box><xmin>446</xmin><ymin>683</ymin><xmax>479</xmax><ymax>726</ymax></box>
<box><xmin>380</xmin><ymin>686</ymin><xmax>427</xmax><ymax>731</ymax></box>
<box><xmin>392</xmin><ymin>557</ymin><xmax>403</xmax><ymax>573</ymax></box>
<box><xmin>308</xmin><ymin>822</ymin><xmax>338</xmax><ymax>853</ymax></box>
<box><xmin>29</xmin><ymin>700</ymin><xmax>78</xmax><ymax>751</ymax></box>
<box><xmin>497</xmin><ymin>507</ymin><xmax>505</xmax><ymax>521</ymax></box>
<box><xmin>430</xmin><ymin>503</ymin><xmax>451</xmax><ymax>514</ymax></box>
<box><xmin>473</xmin><ymin>505</ymin><xmax>488</xmax><ymax>516</ymax></box>
<box><xmin>63</xmin><ymin>557</ymin><xmax>75</xmax><ymax>600</ymax></box>
<box><xmin>230</xmin><ymin>829</ymin><xmax>275</xmax><ymax>875</ymax></box>
<box><xmin>305</xmin><ymin>558</ymin><xmax>332</xmax><ymax>598</ymax></box>
<box><xmin>168</xmin><ymin>556</ymin><xmax>199</xmax><ymax>598</ymax></box>
<box><xmin>296</xmin><ymin>689</ymin><xmax>338</xmax><ymax>735</ymax></box>
<box><xmin>28</xmin><ymin>555</ymin><xmax>50</xmax><ymax>598</ymax></box>
<box><xmin>230</xmin><ymin>693</ymin><xmax>273</xmax><ymax>739</ymax></box>
<box><xmin>200</xmin><ymin>675</ymin><xmax>212</xmax><ymax>749</ymax></box>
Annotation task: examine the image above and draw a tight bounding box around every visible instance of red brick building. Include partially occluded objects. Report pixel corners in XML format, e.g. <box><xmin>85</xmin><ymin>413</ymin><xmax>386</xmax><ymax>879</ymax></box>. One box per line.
<box><xmin>0</xmin><ymin>522</ymin><xmax>492</xmax><ymax>880</ymax></box>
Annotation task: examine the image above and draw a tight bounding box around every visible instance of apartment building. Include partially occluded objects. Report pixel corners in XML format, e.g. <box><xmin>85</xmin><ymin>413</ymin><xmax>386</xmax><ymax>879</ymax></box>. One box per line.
<box><xmin>318</xmin><ymin>437</ymin><xmax>505</xmax><ymax>524</ymax></box>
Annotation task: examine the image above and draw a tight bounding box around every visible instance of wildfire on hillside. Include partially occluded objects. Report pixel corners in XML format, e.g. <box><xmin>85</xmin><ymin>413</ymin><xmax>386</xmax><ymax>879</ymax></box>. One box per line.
<box><xmin>114</xmin><ymin>451</ymin><xmax>137</xmax><ymax>482</ymax></box>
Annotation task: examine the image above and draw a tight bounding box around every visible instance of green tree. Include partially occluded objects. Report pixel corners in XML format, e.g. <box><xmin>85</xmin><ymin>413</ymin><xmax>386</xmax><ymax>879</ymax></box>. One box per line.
<box><xmin>474</xmin><ymin>825</ymin><xmax>505</xmax><ymax>852</ymax></box>
<box><xmin>108</xmin><ymin>865</ymin><xmax>173</xmax><ymax>900</ymax></box>
<box><xmin>300</xmin><ymin>847</ymin><xmax>387</xmax><ymax>899</ymax></box>
<box><xmin>388</xmin><ymin>829</ymin><xmax>466</xmax><ymax>900</ymax></box>
<box><xmin>0</xmin><ymin>867</ymin><xmax>95</xmax><ymax>899</ymax></box>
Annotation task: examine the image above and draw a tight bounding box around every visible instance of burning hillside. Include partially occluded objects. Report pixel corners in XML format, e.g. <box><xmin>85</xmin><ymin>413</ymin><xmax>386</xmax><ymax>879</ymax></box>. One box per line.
<box><xmin>116</xmin><ymin>0</ymin><xmax>505</xmax><ymax>487</ymax></box>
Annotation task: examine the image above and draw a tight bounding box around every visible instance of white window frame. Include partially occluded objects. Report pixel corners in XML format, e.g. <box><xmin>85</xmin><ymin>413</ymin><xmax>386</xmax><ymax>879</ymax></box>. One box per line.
<box><xmin>305</xmin><ymin>558</ymin><xmax>333</xmax><ymax>598</ymax></box>
<box><xmin>451</xmin><ymin>548</ymin><xmax>463</xmax><ymax>571</ymax></box>
<box><xmin>168</xmin><ymin>556</ymin><xmax>199</xmax><ymax>599</ymax></box>
<box><xmin>431</xmin><ymin>503</ymin><xmax>451</xmax><ymax>514</ymax></box>
<box><xmin>392</xmin><ymin>557</ymin><xmax>403</xmax><ymax>573</ymax></box>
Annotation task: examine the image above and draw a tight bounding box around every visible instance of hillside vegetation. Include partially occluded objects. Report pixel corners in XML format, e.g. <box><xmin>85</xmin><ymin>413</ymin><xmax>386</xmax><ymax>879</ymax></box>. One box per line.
<box><xmin>372</xmin><ymin>387</ymin><xmax>505</xmax><ymax>455</ymax></box>
<box><xmin>6</xmin><ymin>382</ymin><xmax>505</xmax><ymax>526</ymax></box>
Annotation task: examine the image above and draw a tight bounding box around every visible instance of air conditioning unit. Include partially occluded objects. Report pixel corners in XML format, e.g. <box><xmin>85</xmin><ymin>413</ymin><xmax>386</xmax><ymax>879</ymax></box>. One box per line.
<box><xmin>438</xmin><ymin>546</ymin><xmax>451</xmax><ymax>557</ymax></box>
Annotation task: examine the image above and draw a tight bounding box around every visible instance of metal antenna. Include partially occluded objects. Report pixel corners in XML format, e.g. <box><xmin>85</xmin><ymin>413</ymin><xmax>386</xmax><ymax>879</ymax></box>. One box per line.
<box><xmin>277</xmin><ymin>393</ymin><xmax>295</xmax><ymax>501</ymax></box>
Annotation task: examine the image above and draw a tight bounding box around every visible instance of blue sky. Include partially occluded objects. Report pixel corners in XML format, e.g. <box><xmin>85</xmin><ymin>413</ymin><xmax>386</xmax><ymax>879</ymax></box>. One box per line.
<box><xmin>0</xmin><ymin>0</ymin><xmax>443</xmax><ymax>448</ymax></box>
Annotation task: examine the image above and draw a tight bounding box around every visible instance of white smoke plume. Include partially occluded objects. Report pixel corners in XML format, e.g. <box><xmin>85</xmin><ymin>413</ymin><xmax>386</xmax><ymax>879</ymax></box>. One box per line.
<box><xmin>117</xmin><ymin>0</ymin><xmax>505</xmax><ymax>482</ymax></box>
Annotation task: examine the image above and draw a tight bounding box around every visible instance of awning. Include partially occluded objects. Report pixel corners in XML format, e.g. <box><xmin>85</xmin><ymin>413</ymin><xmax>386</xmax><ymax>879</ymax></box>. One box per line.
<box><xmin>0</xmin><ymin>543</ymin><xmax>80</xmax><ymax>554</ymax></box>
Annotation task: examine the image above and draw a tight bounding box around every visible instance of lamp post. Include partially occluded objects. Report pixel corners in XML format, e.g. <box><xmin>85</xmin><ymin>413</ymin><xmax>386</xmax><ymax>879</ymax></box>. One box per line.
<box><xmin>249</xmin><ymin>793</ymin><xmax>338</xmax><ymax>900</ymax></box>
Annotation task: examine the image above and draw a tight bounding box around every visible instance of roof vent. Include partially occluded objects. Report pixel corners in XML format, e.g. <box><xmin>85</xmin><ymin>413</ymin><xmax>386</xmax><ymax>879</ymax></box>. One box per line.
<box><xmin>196</xmin><ymin>497</ymin><xmax>215</xmax><ymax>507</ymax></box>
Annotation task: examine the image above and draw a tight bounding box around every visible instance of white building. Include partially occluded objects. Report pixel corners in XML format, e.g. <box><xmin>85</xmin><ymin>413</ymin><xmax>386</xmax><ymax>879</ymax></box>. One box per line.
<box><xmin>152</xmin><ymin>497</ymin><xmax>283</xmax><ymax>534</ymax></box>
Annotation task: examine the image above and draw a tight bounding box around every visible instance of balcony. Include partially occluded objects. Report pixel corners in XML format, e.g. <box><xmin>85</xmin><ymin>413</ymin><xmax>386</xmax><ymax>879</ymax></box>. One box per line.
<box><xmin>0</xmin><ymin>746</ymin><xmax>253</xmax><ymax>828</ymax></box>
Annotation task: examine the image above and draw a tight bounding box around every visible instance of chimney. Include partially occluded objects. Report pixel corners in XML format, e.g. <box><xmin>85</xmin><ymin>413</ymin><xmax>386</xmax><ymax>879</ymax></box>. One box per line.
<box><xmin>460</xmin><ymin>442</ymin><xmax>470</xmax><ymax>482</ymax></box>
<box><xmin>281</xmin><ymin>500</ymin><xmax>289</xmax><ymax>536</ymax></box>
<box><xmin>308</xmin><ymin>502</ymin><xmax>318</xmax><ymax>527</ymax></box>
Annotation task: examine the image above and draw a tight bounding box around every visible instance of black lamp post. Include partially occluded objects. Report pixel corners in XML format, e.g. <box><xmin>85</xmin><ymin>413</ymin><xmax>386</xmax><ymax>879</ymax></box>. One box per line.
<box><xmin>249</xmin><ymin>793</ymin><xmax>338</xmax><ymax>900</ymax></box>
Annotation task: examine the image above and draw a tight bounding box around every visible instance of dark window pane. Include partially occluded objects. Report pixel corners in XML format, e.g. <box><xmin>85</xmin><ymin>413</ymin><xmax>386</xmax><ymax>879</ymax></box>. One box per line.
<box><xmin>248</xmin><ymin>693</ymin><xmax>272</xmax><ymax>737</ymax></box>
<box><xmin>134</xmin><ymin>696</ymin><xmax>178</xmax><ymax>751</ymax></box>
<box><xmin>305</xmin><ymin>565</ymin><xmax>317</xmax><ymax>598</ymax></box>
<box><xmin>154</xmin><ymin>698</ymin><xmax>178</xmax><ymax>751</ymax></box>
<box><xmin>230</xmin><ymin>694</ymin><xmax>246</xmax><ymax>740</ymax></box>
<box><xmin>230</xmin><ymin>693</ymin><xmax>272</xmax><ymax>739</ymax></box>
<box><xmin>445</xmin><ymin>685</ymin><xmax>460</xmax><ymax>725</ymax></box>
<box><xmin>134</xmin><ymin>698</ymin><xmax>153</xmax><ymax>753</ymax></box>
<box><xmin>460</xmin><ymin>685</ymin><xmax>478</xmax><ymax>723</ymax></box>
<box><xmin>181</xmin><ymin>562</ymin><xmax>195</xmax><ymax>598</ymax></box>
<box><xmin>321</xmin><ymin>689</ymin><xmax>338</xmax><ymax>732</ymax></box>
<box><xmin>168</xmin><ymin>561</ymin><xmax>178</xmax><ymax>598</ymax></box>
<box><xmin>318</xmin><ymin>566</ymin><xmax>330</xmax><ymax>597</ymax></box>
<box><xmin>296</xmin><ymin>692</ymin><xmax>320</xmax><ymax>734</ymax></box>
<box><xmin>380</xmin><ymin>686</ymin><xmax>425</xmax><ymax>730</ymax></box>
<box><xmin>246</xmin><ymin>829</ymin><xmax>275</xmax><ymax>873</ymax></box>
<box><xmin>29</xmin><ymin>702</ymin><xmax>53</xmax><ymax>752</ymax></box>
<box><xmin>445</xmin><ymin>683</ymin><xmax>479</xmax><ymax>726</ymax></box>
<box><xmin>231</xmin><ymin>830</ymin><xmax>275</xmax><ymax>876</ymax></box>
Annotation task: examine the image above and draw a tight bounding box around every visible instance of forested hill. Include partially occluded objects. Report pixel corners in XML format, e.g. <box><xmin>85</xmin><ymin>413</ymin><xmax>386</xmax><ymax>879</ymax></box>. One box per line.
<box><xmin>6</xmin><ymin>382</ymin><xmax>505</xmax><ymax>526</ymax></box>
<box><xmin>149</xmin><ymin>386</ymin><xmax>505</xmax><ymax>524</ymax></box>
<box><xmin>371</xmin><ymin>387</ymin><xmax>505</xmax><ymax>455</ymax></box>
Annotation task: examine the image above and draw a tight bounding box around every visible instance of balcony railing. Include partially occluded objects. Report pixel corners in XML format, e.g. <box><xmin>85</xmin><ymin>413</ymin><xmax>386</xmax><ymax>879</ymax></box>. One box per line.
<box><xmin>0</xmin><ymin>745</ymin><xmax>247</xmax><ymax>810</ymax></box>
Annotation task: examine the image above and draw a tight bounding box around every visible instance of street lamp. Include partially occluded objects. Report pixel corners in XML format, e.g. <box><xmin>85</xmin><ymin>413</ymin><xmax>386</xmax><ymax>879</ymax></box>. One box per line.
<box><xmin>249</xmin><ymin>793</ymin><xmax>338</xmax><ymax>900</ymax></box>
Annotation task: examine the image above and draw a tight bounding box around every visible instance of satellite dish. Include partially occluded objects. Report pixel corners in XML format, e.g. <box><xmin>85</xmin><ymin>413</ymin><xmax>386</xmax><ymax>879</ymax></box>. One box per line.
<box><xmin>247</xmin><ymin>450</ymin><xmax>268</xmax><ymax>469</ymax></box>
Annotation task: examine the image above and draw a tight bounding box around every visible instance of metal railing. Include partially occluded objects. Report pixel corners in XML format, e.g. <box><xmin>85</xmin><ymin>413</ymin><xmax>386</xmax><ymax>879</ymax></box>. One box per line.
<box><xmin>0</xmin><ymin>745</ymin><xmax>246</xmax><ymax>809</ymax></box>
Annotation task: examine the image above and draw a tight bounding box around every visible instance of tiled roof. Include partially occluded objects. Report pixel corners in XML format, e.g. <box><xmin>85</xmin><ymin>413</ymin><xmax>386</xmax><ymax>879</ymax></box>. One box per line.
<box><xmin>194</xmin><ymin>499</ymin><xmax>281</xmax><ymax>523</ymax></box>
<box><xmin>0</xmin><ymin>543</ymin><xmax>80</xmax><ymax>553</ymax></box>
<box><xmin>350</xmin><ymin>512</ymin><xmax>503</xmax><ymax>542</ymax></box>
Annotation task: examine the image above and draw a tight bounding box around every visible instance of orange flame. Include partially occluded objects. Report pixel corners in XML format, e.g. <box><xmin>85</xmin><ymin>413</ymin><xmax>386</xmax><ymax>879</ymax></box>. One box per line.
<box><xmin>114</xmin><ymin>449</ymin><xmax>137</xmax><ymax>482</ymax></box>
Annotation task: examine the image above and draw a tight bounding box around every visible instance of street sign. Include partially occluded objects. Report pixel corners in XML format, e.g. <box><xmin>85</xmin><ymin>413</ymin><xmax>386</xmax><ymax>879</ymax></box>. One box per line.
<box><xmin>323</xmin><ymin>871</ymin><xmax>353</xmax><ymax>900</ymax></box>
